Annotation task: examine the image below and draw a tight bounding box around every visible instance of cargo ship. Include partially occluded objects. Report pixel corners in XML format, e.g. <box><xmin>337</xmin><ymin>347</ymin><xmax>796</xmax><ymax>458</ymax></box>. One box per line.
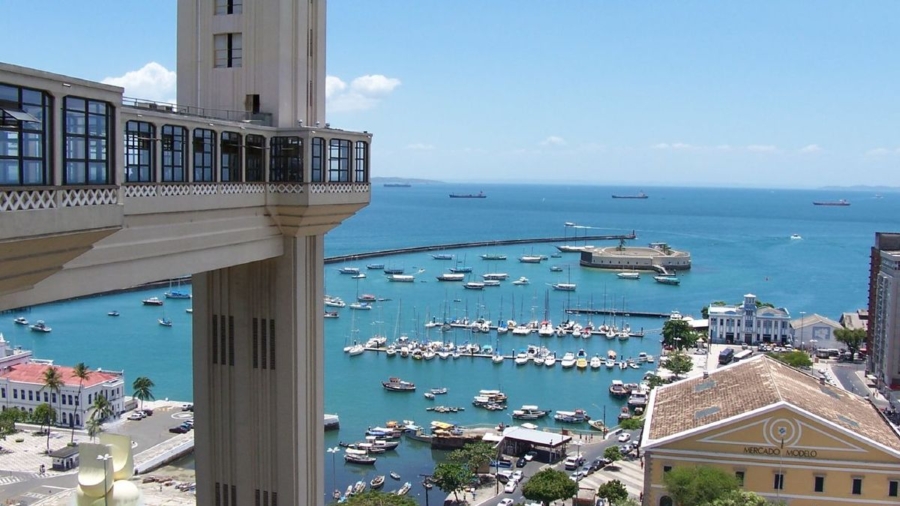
<box><xmin>812</xmin><ymin>199</ymin><xmax>850</xmax><ymax>206</ymax></box>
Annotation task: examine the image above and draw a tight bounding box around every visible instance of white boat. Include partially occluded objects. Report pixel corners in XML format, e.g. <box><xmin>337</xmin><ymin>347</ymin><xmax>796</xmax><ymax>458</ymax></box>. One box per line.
<box><xmin>352</xmin><ymin>273</ymin><xmax>366</xmax><ymax>279</ymax></box>
<box><xmin>349</xmin><ymin>302</ymin><xmax>373</xmax><ymax>310</ymax></box>
<box><xmin>560</xmin><ymin>352</ymin><xmax>576</xmax><ymax>368</ymax></box>
<box><xmin>790</xmin><ymin>234</ymin><xmax>802</xmax><ymax>240</ymax></box>
<box><xmin>514</xmin><ymin>352</ymin><xmax>529</xmax><ymax>365</ymax></box>
<box><xmin>387</xmin><ymin>274</ymin><xmax>415</xmax><ymax>282</ymax></box>
<box><xmin>518</xmin><ymin>255</ymin><xmax>543</xmax><ymax>263</ymax></box>
<box><xmin>13</xmin><ymin>316</ymin><xmax>28</xmax><ymax>325</ymax></box>
<box><xmin>385</xmin><ymin>345</ymin><xmax>397</xmax><ymax>357</ymax></box>
<box><xmin>142</xmin><ymin>297</ymin><xmax>164</xmax><ymax>306</ymax></box>
<box><xmin>30</xmin><ymin>320</ymin><xmax>52</xmax><ymax>333</ymax></box>
<box><xmin>482</xmin><ymin>273</ymin><xmax>509</xmax><ymax>280</ymax></box>
<box><xmin>617</xmin><ymin>271</ymin><xmax>640</xmax><ymax>280</ymax></box>
<box><xmin>492</xmin><ymin>354</ymin><xmax>504</xmax><ymax>364</ymax></box>
<box><xmin>544</xmin><ymin>353</ymin><xmax>557</xmax><ymax>367</ymax></box>
<box><xmin>654</xmin><ymin>275</ymin><xmax>680</xmax><ymax>285</ymax></box>
<box><xmin>463</xmin><ymin>281</ymin><xmax>485</xmax><ymax>290</ymax></box>
<box><xmin>339</xmin><ymin>267</ymin><xmax>361</xmax><ymax>275</ymax></box>
<box><xmin>436</xmin><ymin>273</ymin><xmax>466</xmax><ymax>282</ymax></box>
<box><xmin>158</xmin><ymin>317</ymin><xmax>173</xmax><ymax>327</ymax></box>
<box><xmin>512</xmin><ymin>276</ymin><xmax>529</xmax><ymax>285</ymax></box>
<box><xmin>589</xmin><ymin>355</ymin><xmax>603</xmax><ymax>369</ymax></box>
<box><xmin>538</xmin><ymin>320</ymin><xmax>554</xmax><ymax>337</ymax></box>
<box><xmin>483</xmin><ymin>279</ymin><xmax>501</xmax><ymax>287</ymax></box>
<box><xmin>396</xmin><ymin>482</ymin><xmax>412</xmax><ymax>496</ymax></box>
<box><xmin>605</xmin><ymin>358</ymin><xmax>615</xmax><ymax>368</ymax></box>
<box><xmin>512</xmin><ymin>405</ymin><xmax>549</xmax><ymax>420</ymax></box>
<box><xmin>347</xmin><ymin>343</ymin><xmax>365</xmax><ymax>356</ymax></box>
<box><xmin>325</xmin><ymin>296</ymin><xmax>347</xmax><ymax>308</ymax></box>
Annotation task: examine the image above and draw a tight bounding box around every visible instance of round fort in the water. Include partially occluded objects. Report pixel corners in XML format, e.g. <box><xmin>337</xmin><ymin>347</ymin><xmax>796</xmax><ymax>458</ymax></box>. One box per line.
<box><xmin>579</xmin><ymin>243</ymin><xmax>692</xmax><ymax>271</ymax></box>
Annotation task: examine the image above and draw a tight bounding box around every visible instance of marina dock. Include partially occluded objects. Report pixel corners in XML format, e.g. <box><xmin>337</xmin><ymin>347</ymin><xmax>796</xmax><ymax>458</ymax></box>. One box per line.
<box><xmin>565</xmin><ymin>308</ymin><xmax>670</xmax><ymax>318</ymax></box>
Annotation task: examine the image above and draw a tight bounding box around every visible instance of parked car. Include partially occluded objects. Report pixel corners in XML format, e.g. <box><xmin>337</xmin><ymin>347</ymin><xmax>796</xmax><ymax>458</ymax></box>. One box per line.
<box><xmin>516</xmin><ymin>456</ymin><xmax>527</xmax><ymax>468</ymax></box>
<box><xmin>564</xmin><ymin>457</ymin><xmax>579</xmax><ymax>470</ymax></box>
<box><xmin>617</xmin><ymin>432</ymin><xmax>631</xmax><ymax>442</ymax></box>
<box><xmin>524</xmin><ymin>450</ymin><xmax>537</xmax><ymax>461</ymax></box>
<box><xmin>570</xmin><ymin>469</ymin><xmax>587</xmax><ymax>482</ymax></box>
<box><xmin>127</xmin><ymin>412</ymin><xmax>144</xmax><ymax>421</ymax></box>
<box><xmin>491</xmin><ymin>459</ymin><xmax>513</xmax><ymax>469</ymax></box>
<box><xmin>499</xmin><ymin>500</ymin><xmax>515</xmax><ymax>506</ymax></box>
<box><xmin>139</xmin><ymin>408</ymin><xmax>153</xmax><ymax>416</ymax></box>
<box><xmin>590</xmin><ymin>458</ymin><xmax>609</xmax><ymax>471</ymax></box>
<box><xmin>511</xmin><ymin>470</ymin><xmax>524</xmax><ymax>483</ymax></box>
<box><xmin>169</xmin><ymin>425</ymin><xmax>190</xmax><ymax>434</ymax></box>
<box><xmin>504</xmin><ymin>480</ymin><xmax>518</xmax><ymax>493</ymax></box>
<box><xmin>181</xmin><ymin>403</ymin><xmax>194</xmax><ymax>411</ymax></box>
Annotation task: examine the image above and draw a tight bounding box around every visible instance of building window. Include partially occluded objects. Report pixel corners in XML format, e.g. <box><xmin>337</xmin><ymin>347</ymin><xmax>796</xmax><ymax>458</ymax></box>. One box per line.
<box><xmin>52</xmin><ymin>393</ymin><xmax>56</xmax><ymax>403</ymax></box>
<box><xmin>773</xmin><ymin>473</ymin><xmax>784</xmax><ymax>490</ymax></box>
<box><xmin>354</xmin><ymin>140</ymin><xmax>368</xmax><ymax>182</ymax></box>
<box><xmin>13</xmin><ymin>389</ymin><xmax>17</xmax><ymax>399</ymax></box>
<box><xmin>311</xmin><ymin>137</ymin><xmax>324</xmax><ymax>182</ymax></box>
<box><xmin>220</xmin><ymin>132</ymin><xmax>242</xmax><ymax>182</ymax></box>
<box><xmin>0</xmin><ymin>83</ymin><xmax>51</xmax><ymax>185</ymax></box>
<box><xmin>889</xmin><ymin>480</ymin><xmax>898</xmax><ymax>497</ymax></box>
<box><xmin>28</xmin><ymin>391</ymin><xmax>33</xmax><ymax>401</ymax></box>
<box><xmin>0</xmin><ymin>388</ymin><xmax>4</xmax><ymax>398</ymax></box>
<box><xmin>193</xmin><ymin>128</ymin><xmax>216</xmax><ymax>182</ymax></box>
<box><xmin>215</xmin><ymin>0</ymin><xmax>242</xmax><ymax>15</ymax></box>
<box><xmin>735</xmin><ymin>471</ymin><xmax>745</xmax><ymax>487</ymax></box>
<box><xmin>214</xmin><ymin>33</ymin><xmax>243</xmax><ymax>68</ymax></box>
<box><xmin>852</xmin><ymin>478</ymin><xmax>862</xmax><ymax>495</ymax></box>
<box><xmin>245</xmin><ymin>134</ymin><xmax>264</xmax><ymax>181</ymax></box>
<box><xmin>43</xmin><ymin>392</ymin><xmax>48</xmax><ymax>402</ymax></box>
<box><xmin>269</xmin><ymin>136</ymin><xmax>301</xmax><ymax>182</ymax></box>
<box><xmin>64</xmin><ymin>96</ymin><xmax>112</xmax><ymax>184</ymax></box>
<box><xmin>161</xmin><ymin>125</ymin><xmax>187</xmax><ymax>181</ymax></box>
<box><xmin>328</xmin><ymin>138</ymin><xmax>351</xmax><ymax>182</ymax></box>
<box><xmin>125</xmin><ymin>120</ymin><xmax>155</xmax><ymax>182</ymax></box>
<box><xmin>813</xmin><ymin>476</ymin><xmax>824</xmax><ymax>493</ymax></box>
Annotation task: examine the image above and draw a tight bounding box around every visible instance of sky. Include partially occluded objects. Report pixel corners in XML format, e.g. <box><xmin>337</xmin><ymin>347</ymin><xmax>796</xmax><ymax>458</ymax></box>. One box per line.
<box><xmin>2</xmin><ymin>1</ymin><xmax>899</xmax><ymax>187</ymax></box>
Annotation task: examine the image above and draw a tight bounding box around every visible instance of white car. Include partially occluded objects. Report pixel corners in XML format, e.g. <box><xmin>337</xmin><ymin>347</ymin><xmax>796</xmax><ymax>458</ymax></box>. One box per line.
<box><xmin>504</xmin><ymin>480</ymin><xmax>518</xmax><ymax>493</ymax></box>
<box><xmin>512</xmin><ymin>470</ymin><xmax>524</xmax><ymax>482</ymax></box>
<box><xmin>617</xmin><ymin>432</ymin><xmax>632</xmax><ymax>442</ymax></box>
<box><xmin>499</xmin><ymin>500</ymin><xmax>515</xmax><ymax>506</ymax></box>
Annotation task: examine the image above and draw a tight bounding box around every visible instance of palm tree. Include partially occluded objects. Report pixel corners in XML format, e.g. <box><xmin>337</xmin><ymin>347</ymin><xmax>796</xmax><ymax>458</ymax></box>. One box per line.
<box><xmin>40</xmin><ymin>366</ymin><xmax>63</xmax><ymax>453</ymax></box>
<box><xmin>86</xmin><ymin>418</ymin><xmax>103</xmax><ymax>442</ymax></box>
<box><xmin>132</xmin><ymin>376</ymin><xmax>156</xmax><ymax>411</ymax></box>
<box><xmin>90</xmin><ymin>394</ymin><xmax>114</xmax><ymax>425</ymax></box>
<box><xmin>71</xmin><ymin>362</ymin><xmax>91</xmax><ymax>444</ymax></box>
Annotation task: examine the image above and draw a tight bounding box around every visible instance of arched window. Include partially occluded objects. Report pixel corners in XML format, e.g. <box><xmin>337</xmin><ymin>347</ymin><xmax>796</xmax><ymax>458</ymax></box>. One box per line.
<box><xmin>125</xmin><ymin>120</ymin><xmax>155</xmax><ymax>182</ymax></box>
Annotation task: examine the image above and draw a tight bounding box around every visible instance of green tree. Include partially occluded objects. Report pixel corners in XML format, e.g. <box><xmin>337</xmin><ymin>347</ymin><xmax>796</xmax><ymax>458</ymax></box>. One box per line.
<box><xmin>132</xmin><ymin>376</ymin><xmax>156</xmax><ymax>411</ymax></box>
<box><xmin>40</xmin><ymin>366</ymin><xmax>63</xmax><ymax>427</ymax></box>
<box><xmin>342</xmin><ymin>490</ymin><xmax>417</xmax><ymax>506</ymax></box>
<box><xmin>645</xmin><ymin>373</ymin><xmax>667</xmax><ymax>390</ymax></box>
<box><xmin>431</xmin><ymin>462</ymin><xmax>471</xmax><ymax>503</ymax></box>
<box><xmin>521</xmin><ymin>468</ymin><xmax>578</xmax><ymax>506</ymax></box>
<box><xmin>0</xmin><ymin>409</ymin><xmax>20</xmax><ymax>439</ymax></box>
<box><xmin>662</xmin><ymin>319</ymin><xmax>697</xmax><ymax>350</ymax></box>
<box><xmin>71</xmin><ymin>362</ymin><xmax>91</xmax><ymax>444</ymax></box>
<box><xmin>769</xmin><ymin>350</ymin><xmax>812</xmax><ymax>369</ymax></box>
<box><xmin>33</xmin><ymin>403</ymin><xmax>56</xmax><ymax>453</ymax></box>
<box><xmin>596</xmin><ymin>479</ymin><xmax>628</xmax><ymax>503</ymax></box>
<box><xmin>448</xmin><ymin>440</ymin><xmax>495</xmax><ymax>473</ymax></box>
<box><xmin>700</xmin><ymin>302</ymin><xmax>726</xmax><ymax>320</ymax></box>
<box><xmin>705</xmin><ymin>490</ymin><xmax>786</xmax><ymax>506</ymax></box>
<box><xmin>619</xmin><ymin>417</ymin><xmax>644</xmax><ymax>431</ymax></box>
<box><xmin>663</xmin><ymin>350</ymin><xmax>694</xmax><ymax>379</ymax></box>
<box><xmin>603</xmin><ymin>446</ymin><xmax>623</xmax><ymax>467</ymax></box>
<box><xmin>663</xmin><ymin>466</ymin><xmax>739</xmax><ymax>506</ymax></box>
<box><xmin>90</xmin><ymin>393</ymin><xmax>114</xmax><ymax>423</ymax></box>
<box><xmin>86</xmin><ymin>417</ymin><xmax>103</xmax><ymax>442</ymax></box>
<box><xmin>834</xmin><ymin>327</ymin><xmax>866</xmax><ymax>357</ymax></box>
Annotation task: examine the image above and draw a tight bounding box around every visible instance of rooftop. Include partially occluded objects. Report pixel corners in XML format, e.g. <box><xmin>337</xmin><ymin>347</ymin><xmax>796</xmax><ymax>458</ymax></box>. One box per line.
<box><xmin>0</xmin><ymin>362</ymin><xmax>122</xmax><ymax>388</ymax></box>
<box><xmin>646</xmin><ymin>355</ymin><xmax>900</xmax><ymax>452</ymax></box>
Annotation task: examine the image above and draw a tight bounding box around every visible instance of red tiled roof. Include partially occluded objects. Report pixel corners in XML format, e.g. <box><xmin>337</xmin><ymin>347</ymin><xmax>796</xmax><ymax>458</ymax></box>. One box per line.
<box><xmin>0</xmin><ymin>362</ymin><xmax>120</xmax><ymax>388</ymax></box>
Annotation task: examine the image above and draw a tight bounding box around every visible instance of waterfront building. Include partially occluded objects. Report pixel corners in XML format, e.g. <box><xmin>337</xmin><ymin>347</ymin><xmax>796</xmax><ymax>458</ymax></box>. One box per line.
<box><xmin>707</xmin><ymin>294</ymin><xmax>792</xmax><ymax>345</ymax></box>
<box><xmin>0</xmin><ymin>1</ymin><xmax>371</xmax><ymax>504</ymax></box>
<box><xmin>579</xmin><ymin>245</ymin><xmax>692</xmax><ymax>271</ymax></box>
<box><xmin>0</xmin><ymin>336</ymin><xmax>125</xmax><ymax>427</ymax></box>
<box><xmin>839</xmin><ymin>309</ymin><xmax>868</xmax><ymax>333</ymax></box>
<box><xmin>641</xmin><ymin>355</ymin><xmax>900</xmax><ymax>506</ymax></box>
<box><xmin>790</xmin><ymin>313</ymin><xmax>843</xmax><ymax>351</ymax></box>
<box><xmin>868</xmin><ymin>232</ymin><xmax>900</xmax><ymax>392</ymax></box>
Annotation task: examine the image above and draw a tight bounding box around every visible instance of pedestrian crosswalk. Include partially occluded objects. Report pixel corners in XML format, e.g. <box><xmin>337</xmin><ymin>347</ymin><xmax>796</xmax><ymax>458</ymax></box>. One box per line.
<box><xmin>0</xmin><ymin>475</ymin><xmax>23</xmax><ymax>486</ymax></box>
<box><xmin>581</xmin><ymin>459</ymin><xmax>644</xmax><ymax>498</ymax></box>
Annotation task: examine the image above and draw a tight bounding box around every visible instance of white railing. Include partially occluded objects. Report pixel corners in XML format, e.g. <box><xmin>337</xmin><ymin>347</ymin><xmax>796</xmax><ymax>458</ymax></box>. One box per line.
<box><xmin>0</xmin><ymin>187</ymin><xmax>118</xmax><ymax>211</ymax></box>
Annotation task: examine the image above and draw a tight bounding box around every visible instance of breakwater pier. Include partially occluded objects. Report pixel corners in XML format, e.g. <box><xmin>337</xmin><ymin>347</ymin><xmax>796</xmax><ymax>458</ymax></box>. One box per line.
<box><xmin>325</xmin><ymin>232</ymin><xmax>636</xmax><ymax>264</ymax></box>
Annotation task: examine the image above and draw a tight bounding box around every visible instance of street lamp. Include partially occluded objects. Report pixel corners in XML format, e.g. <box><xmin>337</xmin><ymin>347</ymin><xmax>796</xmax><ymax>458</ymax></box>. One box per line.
<box><xmin>97</xmin><ymin>453</ymin><xmax>112</xmax><ymax>506</ymax></box>
<box><xmin>799</xmin><ymin>311</ymin><xmax>806</xmax><ymax>351</ymax></box>
<box><xmin>326</xmin><ymin>446</ymin><xmax>341</xmax><ymax>495</ymax></box>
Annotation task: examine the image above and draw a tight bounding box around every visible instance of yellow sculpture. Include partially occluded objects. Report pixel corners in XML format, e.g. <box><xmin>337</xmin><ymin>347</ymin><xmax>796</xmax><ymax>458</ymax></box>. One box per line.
<box><xmin>75</xmin><ymin>434</ymin><xmax>142</xmax><ymax>506</ymax></box>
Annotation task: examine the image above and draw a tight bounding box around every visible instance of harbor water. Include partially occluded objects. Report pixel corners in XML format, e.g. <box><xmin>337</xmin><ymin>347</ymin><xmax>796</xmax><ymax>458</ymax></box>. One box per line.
<box><xmin>3</xmin><ymin>184</ymin><xmax>895</xmax><ymax>504</ymax></box>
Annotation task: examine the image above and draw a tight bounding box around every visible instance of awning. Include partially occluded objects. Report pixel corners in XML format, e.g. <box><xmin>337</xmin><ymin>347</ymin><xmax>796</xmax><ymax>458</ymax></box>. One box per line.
<box><xmin>2</xmin><ymin>108</ymin><xmax>40</xmax><ymax>123</ymax></box>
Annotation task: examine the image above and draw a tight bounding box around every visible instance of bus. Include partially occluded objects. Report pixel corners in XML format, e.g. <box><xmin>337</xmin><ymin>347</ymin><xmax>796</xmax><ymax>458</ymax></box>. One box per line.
<box><xmin>733</xmin><ymin>349</ymin><xmax>754</xmax><ymax>362</ymax></box>
<box><xmin>718</xmin><ymin>348</ymin><xmax>735</xmax><ymax>365</ymax></box>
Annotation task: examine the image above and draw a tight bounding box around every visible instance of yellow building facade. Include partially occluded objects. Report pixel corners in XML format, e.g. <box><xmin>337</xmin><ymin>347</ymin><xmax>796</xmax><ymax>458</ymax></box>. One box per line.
<box><xmin>641</xmin><ymin>356</ymin><xmax>900</xmax><ymax>505</ymax></box>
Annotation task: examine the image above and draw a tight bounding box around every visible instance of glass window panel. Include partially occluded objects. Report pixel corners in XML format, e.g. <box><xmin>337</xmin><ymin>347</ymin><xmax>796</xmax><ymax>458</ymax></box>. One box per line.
<box><xmin>0</xmin><ymin>84</ymin><xmax>17</xmax><ymax>103</ymax></box>
<box><xmin>66</xmin><ymin>137</ymin><xmax>85</xmax><ymax>159</ymax></box>
<box><xmin>21</xmin><ymin>88</ymin><xmax>42</xmax><ymax>105</ymax></box>
<box><xmin>66</xmin><ymin>162</ymin><xmax>86</xmax><ymax>184</ymax></box>
<box><xmin>88</xmin><ymin>163</ymin><xmax>107</xmax><ymax>184</ymax></box>
<box><xmin>65</xmin><ymin>97</ymin><xmax>86</xmax><ymax>111</ymax></box>
<box><xmin>66</xmin><ymin>112</ymin><xmax>85</xmax><ymax>134</ymax></box>
<box><xmin>23</xmin><ymin>133</ymin><xmax>41</xmax><ymax>158</ymax></box>
<box><xmin>88</xmin><ymin>138</ymin><xmax>107</xmax><ymax>161</ymax></box>
<box><xmin>88</xmin><ymin>114</ymin><xmax>106</xmax><ymax>136</ymax></box>
<box><xmin>0</xmin><ymin>130</ymin><xmax>19</xmax><ymax>156</ymax></box>
<box><xmin>22</xmin><ymin>104</ymin><xmax>43</xmax><ymax>125</ymax></box>
<box><xmin>88</xmin><ymin>101</ymin><xmax>106</xmax><ymax>115</ymax></box>
<box><xmin>0</xmin><ymin>160</ymin><xmax>18</xmax><ymax>184</ymax></box>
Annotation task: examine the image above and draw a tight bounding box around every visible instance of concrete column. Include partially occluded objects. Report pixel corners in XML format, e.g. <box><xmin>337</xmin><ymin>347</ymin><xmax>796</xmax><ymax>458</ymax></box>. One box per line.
<box><xmin>194</xmin><ymin>234</ymin><xmax>325</xmax><ymax>506</ymax></box>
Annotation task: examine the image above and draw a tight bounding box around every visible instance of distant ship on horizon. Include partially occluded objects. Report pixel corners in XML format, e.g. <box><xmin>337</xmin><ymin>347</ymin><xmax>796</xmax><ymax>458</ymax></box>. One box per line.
<box><xmin>812</xmin><ymin>199</ymin><xmax>850</xmax><ymax>206</ymax></box>
<box><xmin>449</xmin><ymin>191</ymin><xmax>486</xmax><ymax>199</ymax></box>
<box><xmin>612</xmin><ymin>191</ymin><xmax>648</xmax><ymax>199</ymax></box>
<box><xmin>384</xmin><ymin>183</ymin><xmax>411</xmax><ymax>188</ymax></box>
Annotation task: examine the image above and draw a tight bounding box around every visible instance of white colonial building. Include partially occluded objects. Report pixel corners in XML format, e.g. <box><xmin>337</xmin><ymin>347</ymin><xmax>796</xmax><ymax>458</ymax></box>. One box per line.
<box><xmin>0</xmin><ymin>334</ymin><xmax>125</xmax><ymax>427</ymax></box>
<box><xmin>707</xmin><ymin>294</ymin><xmax>792</xmax><ymax>345</ymax></box>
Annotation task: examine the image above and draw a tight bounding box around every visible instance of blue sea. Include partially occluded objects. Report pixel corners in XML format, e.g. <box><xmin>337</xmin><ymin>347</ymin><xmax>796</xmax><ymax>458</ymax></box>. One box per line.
<box><xmin>3</xmin><ymin>184</ymin><xmax>896</xmax><ymax>503</ymax></box>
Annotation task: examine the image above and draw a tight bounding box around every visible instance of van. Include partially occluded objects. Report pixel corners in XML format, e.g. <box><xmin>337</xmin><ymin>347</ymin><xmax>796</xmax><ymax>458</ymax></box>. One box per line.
<box><xmin>718</xmin><ymin>348</ymin><xmax>735</xmax><ymax>365</ymax></box>
<box><xmin>564</xmin><ymin>457</ymin><xmax>579</xmax><ymax>470</ymax></box>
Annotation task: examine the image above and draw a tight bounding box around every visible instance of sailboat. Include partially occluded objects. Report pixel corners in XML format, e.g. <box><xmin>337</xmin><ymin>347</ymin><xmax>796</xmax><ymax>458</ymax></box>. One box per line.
<box><xmin>551</xmin><ymin>265</ymin><xmax>576</xmax><ymax>291</ymax></box>
<box><xmin>158</xmin><ymin>308</ymin><xmax>173</xmax><ymax>327</ymax></box>
<box><xmin>344</xmin><ymin>310</ymin><xmax>364</xmax><ymax>356</ymax></box>
<box><xmin>165</xmin><ymin>277</ymin><xmax>192</xmax><ymax>299</ymax></box>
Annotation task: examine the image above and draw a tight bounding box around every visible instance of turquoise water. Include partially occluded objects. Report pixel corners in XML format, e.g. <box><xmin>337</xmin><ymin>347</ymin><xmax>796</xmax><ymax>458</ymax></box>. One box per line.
<box><xmin>3</xmin><ymin>184</ymin><xmax>896</xmax><ymax>503</ymax></box>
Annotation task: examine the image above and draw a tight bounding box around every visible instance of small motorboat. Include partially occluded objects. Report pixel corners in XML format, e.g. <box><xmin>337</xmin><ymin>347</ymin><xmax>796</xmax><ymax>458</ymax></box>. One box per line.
<box><xmin>142</xmin><ymin>297</ymin><xmax>164</xmax><ymax>306</ymax></box>
<box><xmin>512</xmin><ymin>276</ymin><xmax>529</xmax><ymax>285</ymax></box>
<box><xmin>158</xmin><ymin>318</ymin><xmax>173</xmax><ymax>327</ymax></box>
<box><xmin>370</xmin><ymin>475</ymin><xmax>385</xmax><ymax>490</ymax></box>
<box><xmin>617</xmin><ymin>271</ymin><xmax>640</xmax><ymax>280</ymax></box>
<box><xmin>424</xmin><ymin>392</ymin><xmax>435</xmax><ymax>400</ymax></box>
<box><xmin>352</xmin><ymin>273</ymin><xmax>367</xmax><ymax>279</ymax></box>
<box><xmin>29</xmin><ymin>320</ymin><xmax>52</xmax><ymax>333</ymax></box>
<box><xmin>13</xmin><ymin>316</ymin><xmax>28</xmax><ymax>325</ymax></box>
<box><xmin>367</xmin><ymin>263</ymin><xmax>385</xmax><ymax>270</ymax></box>
<box><xmin>382</xmin><ymin>377</ymin><xmax>416</xmax><ymax>392</ymax></box>
<box><xmin>107</xmin><ymin>311</ymin><xmax>120</xmax><ymax>317</ymax></box>
<box><xmin>324</xmin><ymin>311</ymin><xmax>339</xmax><ymax>318</ymax></box>
<box><xmin>588</xmin><ymin>419</ymin><xmax>606</xmax><ymax>432</ymax></box>
<box><xmin>396</xmin><ymin>482</ymin><xmax>412</xmax><ymax>496</ymax></box>
<box><xmin>430</xmin><ymin>387</ymin><xmax>448</xmax><ymax>395</ymax></box>
<box><xmin>390</xmin><ymin>472</ymin><xmax>401</xmax><ymax>480</ymax></box>
<box><xmin>185</xmin><ymin>308</ymin><xmax>193</xmax><ymax>314</ymax></box>
<box><xmin>790</xmin><ymin>234</ymin><xmax>802</xmax><ymax>240</ymax></box>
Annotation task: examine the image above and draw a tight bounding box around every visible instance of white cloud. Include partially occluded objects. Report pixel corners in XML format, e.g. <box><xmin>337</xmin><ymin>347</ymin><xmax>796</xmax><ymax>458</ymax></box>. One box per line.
<box><xmin>539</xmin><ymin>136</ymin><xmax>567</xmax><ymax>147</ymax></box>
<box><xmin>652</xmin><ymin>143</ymin><xmax>671</xmax><ymax>150</ymax></box>
<box><xmin>102</xmin><ymin>62</ymin><xmax>176</xmax><ymax>103</ymax></box>
<box><xmin>652</xmin><ymin>142</ymin><xmax>698</xmax><ymax>151</ymax></box>
<box><xmin>327</xmin><ymin>74</ymin><xmax>401</xmax><ymax>113</ymax></box>
<box><xmin>405</xmin><ymin>143</ymin><xmax>434</xmax><ymax>151</ymax></box>
<box><xmin>865</xmin><ymin>147</ymin><xmax>899</xmax><ymax>156</ymax></box>
<box><xmin>798</xmin><ymin>144</ymin><xmax>821</xmax><ymax>154</ymax></box>
<box><xmin>747</xmin><ymin>144</ymin><xmax>778</xmax><ymax>153</ymax></box>
<box><xmin>715</xmin><ymin>144</ymin><xmax>733</xmax><ymax>151</ymax></box>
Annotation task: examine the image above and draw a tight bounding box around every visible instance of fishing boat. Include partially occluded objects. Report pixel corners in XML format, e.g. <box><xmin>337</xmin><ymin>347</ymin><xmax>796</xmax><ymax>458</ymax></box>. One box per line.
<box><xmin>463</xmin><ymin>281</ymin><xmax>485</xmax><ymax>290</ymax></box>
<box><xmin>512</xmin><ymin>405</ymin><xmax>550</xmax><ymax>420</ymax></box>
<box><xmin>29</xmin><ymin>320</ymin><xmax>52</xmax><ymax>333</ymax></box>
<box><xmin>107</xmin><ymin>311</ymin><xmax>120</xmax><ymax>317</ymax></box>
<box><xmin>370</xmin><ymin>475</ymin><xmax>385</xmax><ymax>490</ymax></box>
<box><xmin>396</xmin><ymin>482</ymin><xmax>412</xmax><ymax>496</ymax></box>
<box><xmin>480</xmin><ymin>253</ymin><xmax>507</xmax><ymax>260</ymax></box>
<box><xmin>430</xmin><ymin>387</ymin><xmax>448</xmax><ymax>395</ymax></box>
<box><xmin>164</xmin><ymin>285</ymin><xmax>192</xmax><ymax>299</ymax></box>
<box><xmin>609</xmin><ymin>379</ymin><xmax>629</xmax><ymax>397</ymax></box>
<box><xmin>483</xmin><ymin>279</ymin><xmax>501</xmax><ymax>287</ymax></box>
<box><xmin>654</xmin><ymin>275</ymin><xmax>680</xmax><ymax>285</ymax></box>
<box><xmin>339</xmin><ymin>267</ymin><xmax>361</xmax><ymax>275</ymax></box>
<box><xmin>367</xmin><ymin>263</ymin><xmax>385</xmax><ymax>270</ymax></box>
<box><xmin>390</xmin><ymin>472</ymin><xmax>401</xmax><ymax>480</ymax></box>
<box><xmin>449</xmin><ymin>191</ymin><xmax>486</xmax><ymax>199</ymax></box>
<box><xmin>13</xmin><ymin>316</ymin><xmax>27</xmax><ymax>325</ymax></box>
<box><xmin>436</xmin><ymin>273</ymin><xmax>466</xmax><ymax>282</ymax></box>
<box><xmin>552</xmin><ymin>282</ymin><xmax>576</xmax><ymax>291</ymax></box>
<box><xmin>554</xmin><ymin>409</ymin><xmax>589</xmax><ymax>423</ymax></box>
<box><xmin>588</xmin><ymin>419</ymin><xmax>606</xmax><ymax>432</ymax></box>
<box><xmin>382</xmin><ymin>377</ymin><xmax>416</xmax><ymax>392</ymax></box>
<box><xmin>324</xmin><ymin>311</ymin><xmax>339</xmax><ymax>319</ymax></box>
<box><xmin>383</xmin><ymin>267</ymin><xmax>405</xmax><ymax>275</ymax></box>
<box><xmin>482</xmin><ymin>273</ymin><xmax>509</xmax><ymax>281</ymax></box>
<box><xmin>142</xmin><ymin>297</ymin><xmax>164</xmax><ymax>306</ymax></box>
<box><xmin>612</xmin><ymin>191</ymin><xmax>648</xmax><ymax>199</ymax></box>
<box><xmin>344</xmin><ymin>452</ymin><xmax>377</xmax><ymax>465</ymax></box>
<box><xmin>617</xmin><ymin>271</ymin><xmax>640</xmax><ymax>280</ymax></box>
<box><xmin>813</xmin><ymin>199</ymin><xmax>850</xmax><ymax>206</ymax></box>
<box><xmin>512</xmin><ymin>276</ymin><xmax>529</xmax><ymax>285</ymax></box>
<box><xmin>357</xmin><ymin>294</ymin><xmax>377</xmax><ymax>302</ymax></box>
